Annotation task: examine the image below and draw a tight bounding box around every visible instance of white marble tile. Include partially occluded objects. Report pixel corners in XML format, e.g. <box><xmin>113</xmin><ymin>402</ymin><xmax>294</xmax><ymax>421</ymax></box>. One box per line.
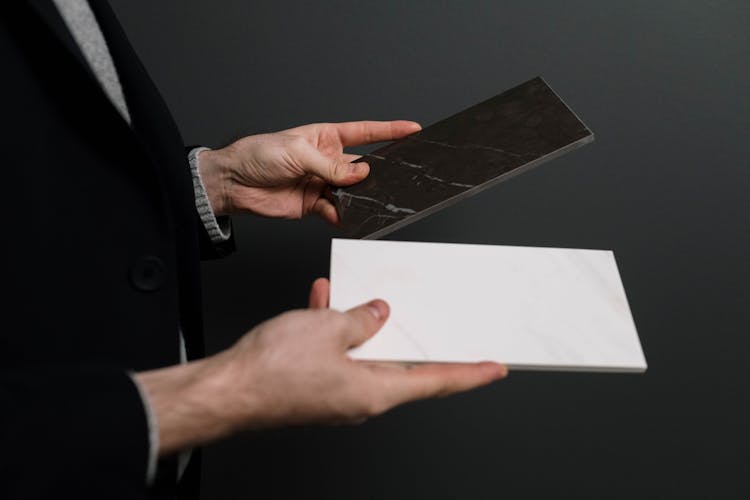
<box><xmin>329</xmin><ymin>239</ymin><xmax>646</xmax><ymax>372</ymax></box>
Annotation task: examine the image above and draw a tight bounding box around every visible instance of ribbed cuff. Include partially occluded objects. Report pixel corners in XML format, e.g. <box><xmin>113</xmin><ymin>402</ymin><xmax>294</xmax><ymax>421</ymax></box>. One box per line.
<box><xmin>188</xmin><ymin>147</ymin><xmax>231</xmax><ymax>243</ymax></box>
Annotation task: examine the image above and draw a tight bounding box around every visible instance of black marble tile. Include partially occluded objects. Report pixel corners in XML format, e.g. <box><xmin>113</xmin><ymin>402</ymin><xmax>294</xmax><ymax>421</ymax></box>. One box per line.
<box><xmin>333</xmin><ymin>77</ymin><xmax>594</xmax><ymax>239</ymax></box>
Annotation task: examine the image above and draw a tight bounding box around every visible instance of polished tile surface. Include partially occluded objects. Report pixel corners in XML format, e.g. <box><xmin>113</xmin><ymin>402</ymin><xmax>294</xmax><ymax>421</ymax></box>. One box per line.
<box><xmin>330</xmin><ymin>239</ymin><xmax>646</xmax><ymax>373</ymax></box>
<box><xmin>334</xmin><ymin>77</ymin><xmax>594</xmax><ymax>239</ymax></box>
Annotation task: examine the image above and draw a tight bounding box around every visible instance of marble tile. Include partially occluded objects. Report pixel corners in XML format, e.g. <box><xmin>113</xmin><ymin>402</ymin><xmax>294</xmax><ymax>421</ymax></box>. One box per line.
<box><xmin>334</xmin><ymin>77</ymin><xmax>594</xmax><ymax>239</ymax></box>
<box><xmin>329</xmin><ymin>239</ymin><xmax>646</xmax><ymax>373</ymax></box>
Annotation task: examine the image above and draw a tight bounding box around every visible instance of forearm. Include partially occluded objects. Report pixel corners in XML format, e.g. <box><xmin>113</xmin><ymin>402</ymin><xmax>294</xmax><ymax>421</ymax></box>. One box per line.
<box><xmin>133</xmin><ymin>300</ymin><xmax>506</xmax><ymax>457</ymax></box>
<box><xmin>134</xmin><ymin>352</ymin><xmax>241</xmax><ymax>456</ymax></box>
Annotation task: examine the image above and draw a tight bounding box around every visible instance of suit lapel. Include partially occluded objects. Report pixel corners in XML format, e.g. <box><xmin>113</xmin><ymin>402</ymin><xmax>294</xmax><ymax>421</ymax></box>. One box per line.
<box><xmin>27</xmin><ymin>0</ymin><xmax>98</xmax><ymax>82</ymax></box>
<box><xmin>21</xmin><ymin>0</ymin><xmax>204</xmax><ymax>360</ymax></box>
<box><xmin>24</xmin><ymin>0</ymin><xmax>183</xmax><ymax>164</ymax></box>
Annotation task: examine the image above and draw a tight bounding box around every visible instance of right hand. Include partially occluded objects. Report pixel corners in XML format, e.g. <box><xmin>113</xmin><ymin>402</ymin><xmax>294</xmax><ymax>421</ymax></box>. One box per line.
<box><xmin>196</xmin><ymin>120</ymin><xmax>422</xmax><ymax>223</ymax></box>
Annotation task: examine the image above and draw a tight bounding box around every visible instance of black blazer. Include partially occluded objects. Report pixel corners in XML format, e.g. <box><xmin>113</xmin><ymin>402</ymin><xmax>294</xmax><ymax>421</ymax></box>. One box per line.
<box><xmin>0</xmin><ymin>1</ymin><xmax>234</xmax><ymax>498</ymax></box>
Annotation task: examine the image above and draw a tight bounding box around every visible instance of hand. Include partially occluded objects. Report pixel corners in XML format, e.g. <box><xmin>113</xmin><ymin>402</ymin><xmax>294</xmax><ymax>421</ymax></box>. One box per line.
<box><xmin>197</xmin><ymin>121</ymin><xmax>422</xmax><ymax>224</ymax></box>
<box><xmin>136</xmin><ymin>279</ymin><xmax>507</xmax><ymax>456</ymax></box>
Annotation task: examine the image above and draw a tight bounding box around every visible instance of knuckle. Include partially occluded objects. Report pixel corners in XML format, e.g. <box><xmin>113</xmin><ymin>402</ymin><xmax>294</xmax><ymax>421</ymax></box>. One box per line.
<box><xmin>285</xmin><ymin>135</ymin><xmax>308</xmax><ymax>156</ymax></box>
<box><xmin>329</xmin><ymin>311</ymin><xmax>350</xmax><ymax>331</ymax></box>
<box><xmin>316</xmin><ymin>311</ymin><xmax>349</xmax><ymax>342</ymax></box>
<box><xmin>345</xmin><ymin>311</ymin><xmax>366</xmax><ymax>332</ymax></box>
<box><xmin>330</xmin><ymin>160</ymin><xmax>346</xmax><ymax>179</ymax></box>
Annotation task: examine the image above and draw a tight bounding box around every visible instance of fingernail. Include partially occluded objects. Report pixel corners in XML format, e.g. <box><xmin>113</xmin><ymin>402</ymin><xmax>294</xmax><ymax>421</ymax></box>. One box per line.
<box><xmin>366</xmin><ymin>300</ymin><xmax>387</xmax><ymax>320</ymax></box>
<box><xmin>350</xmin><ymin>162</ymin><xmax>369</xmax><ymax>173</ymax></box>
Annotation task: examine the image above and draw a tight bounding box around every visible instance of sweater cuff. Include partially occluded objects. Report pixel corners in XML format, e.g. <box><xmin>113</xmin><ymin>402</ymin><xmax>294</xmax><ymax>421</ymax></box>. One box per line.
<box><xmin>188</xmin><ymin>147</ymin><xmax>231</xmax><ymax>243</ymax></box>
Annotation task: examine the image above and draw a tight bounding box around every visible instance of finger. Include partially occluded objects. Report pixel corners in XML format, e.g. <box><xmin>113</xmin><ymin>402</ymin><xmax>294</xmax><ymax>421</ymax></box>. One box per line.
<box><xmin>308</xmin><ymin>278</ymin><xmax>330</xmax><ymax>309</ymax></box>
<box><xmin>335</xmin><ymin>120</ymin><xmax>422</xmax><ymax>147</ymax></box>
<box><xmin>322</xmin><ymin>185</ymin><xmax>336</xmax><ymax>203</ymax></box>
<box><xmin>386</xmin><ymin>362</ymin><xmax>507</xmax><ymax>404</ymax></box>
<box><xmin>312</xmin><ymin>198</ymin><xmax>340</xmax><ymax>226</ymax></box>
<box><xmin>359</xmin><ymin>361</ymin><xmax>419</xmax><ymax>373</ymax></box>
<box><xmin>342</xmin><ymin>153</ymin><xmax>362</xmax><ymax>163</ymax></box>
<box><xmin>300</xmin><ymin>176</ymin><xmax>334</xmax><ymax>219</ymax></box>
<box><xmin>342</xmin><ymin>300</ymin><xmax>390</xmax><ymax>348</ymax></box>
<box><xmin>299</xmin><ymin>143</ymin><xmax>370</xmax><ymax>186</ymax></box>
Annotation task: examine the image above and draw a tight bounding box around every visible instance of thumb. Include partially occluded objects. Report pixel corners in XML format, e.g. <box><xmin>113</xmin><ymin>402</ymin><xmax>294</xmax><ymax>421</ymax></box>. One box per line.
<box><xmin>300</xmin><ymin>145</ymin><xmax>370</xmax><ymax>186</ymax></box>
<box><xmin>342</xmin><ymin>299</ymin><xmax>390</xmax><ymax>349</ymax></box>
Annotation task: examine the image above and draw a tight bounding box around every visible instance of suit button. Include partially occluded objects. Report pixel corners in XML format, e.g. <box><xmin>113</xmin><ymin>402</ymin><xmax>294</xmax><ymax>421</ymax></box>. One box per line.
<box><xmin>130</xmin><ymin>256</ymin><xmax>166</xmax><ymax>292</ymax></box>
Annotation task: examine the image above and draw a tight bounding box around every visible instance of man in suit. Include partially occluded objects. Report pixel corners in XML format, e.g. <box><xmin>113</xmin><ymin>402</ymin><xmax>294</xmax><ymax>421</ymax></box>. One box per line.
<box><xmin>0</xmin><ymin>1</ymin><xmax>507</xmax><ymax>498</ymax></box>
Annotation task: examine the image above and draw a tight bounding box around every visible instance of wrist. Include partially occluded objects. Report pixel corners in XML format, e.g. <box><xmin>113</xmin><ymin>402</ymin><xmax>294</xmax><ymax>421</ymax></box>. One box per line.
<box><xmin>196</xmin><ymin>148</ymin><xmax>233</xmax><ymax>216</ymax></box>
<box><xmin>134</xmin><ymin>353</ymin><xmax>241</xmax><ymax>456</ymax></box>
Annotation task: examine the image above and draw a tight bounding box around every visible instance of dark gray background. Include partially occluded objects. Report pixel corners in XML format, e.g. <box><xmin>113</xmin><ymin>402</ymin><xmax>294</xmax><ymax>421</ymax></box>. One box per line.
<box><xmin>110</xmin><ymin>1</ymin><xmax>749</xmax><ymax>498</ymax></box>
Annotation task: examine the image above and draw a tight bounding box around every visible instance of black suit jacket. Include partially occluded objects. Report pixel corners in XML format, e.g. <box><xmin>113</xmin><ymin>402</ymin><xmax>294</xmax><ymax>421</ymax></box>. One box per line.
<box><xmin>0</xmin><ymin>1</ymin><xmax>234</xmax><ymax>498</ymax></box>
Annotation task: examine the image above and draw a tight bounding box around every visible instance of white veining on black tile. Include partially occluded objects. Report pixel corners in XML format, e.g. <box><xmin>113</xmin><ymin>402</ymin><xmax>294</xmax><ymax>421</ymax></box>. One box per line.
<box><xmin>334</xmin><ymin>77</ymin><xmax>594</xmax><ymax>239</ymax></box>
<box><xmin>332</xmin><ymin>189</ymin><xmax>416</xmax><ymax>214</ymax></box>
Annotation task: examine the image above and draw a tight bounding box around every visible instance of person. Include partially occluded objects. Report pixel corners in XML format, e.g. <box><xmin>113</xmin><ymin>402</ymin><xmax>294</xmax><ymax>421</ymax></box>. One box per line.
<box><xmin>0</xmin><ymin>1</ymin><xmax>508</xmax><ymax>498</ymax></box>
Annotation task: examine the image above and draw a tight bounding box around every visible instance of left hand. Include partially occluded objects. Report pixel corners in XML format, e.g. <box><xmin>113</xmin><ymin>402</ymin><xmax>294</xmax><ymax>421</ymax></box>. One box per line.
<box><xmin>197</xmin><ymin>120</ymin><xmax>421</xmax><ymax>224</ymax></box>
<box><xmin>135</xmin><ymin>276</ymin><xmax>506</xmax><ymax>456</ymax></box>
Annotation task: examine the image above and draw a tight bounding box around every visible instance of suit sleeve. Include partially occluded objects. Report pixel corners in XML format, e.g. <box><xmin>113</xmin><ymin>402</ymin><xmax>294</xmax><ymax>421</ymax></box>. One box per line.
<box><xmin>0</xmin><ymin>366</ymin><xmax>150</xmax><ymax>498</ymax></box>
